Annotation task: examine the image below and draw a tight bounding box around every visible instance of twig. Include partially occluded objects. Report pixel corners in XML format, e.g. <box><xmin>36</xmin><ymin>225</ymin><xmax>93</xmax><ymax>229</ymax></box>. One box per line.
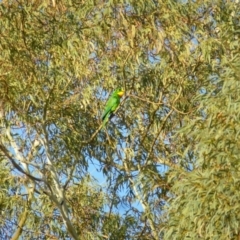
<box><xmin>144</xmin><ymin>86</ymin><xmax>183</xmax><ymax>165</ymax></box>
<box><xmin>128</xmin><ymin>94</ymin><xmax>163</xmax><ymax>105</ymax></box>
<box><xmin>0</xmin><ymin>144</ymin><xmax>43</xmax><ymax>182</ymax></box>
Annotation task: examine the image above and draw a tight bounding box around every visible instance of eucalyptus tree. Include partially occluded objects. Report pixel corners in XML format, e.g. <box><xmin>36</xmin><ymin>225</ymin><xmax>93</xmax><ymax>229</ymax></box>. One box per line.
<box><xmin>0</xmin><ymin>0</ymin><xmax>239</xmax><ymax>239</ymax></box>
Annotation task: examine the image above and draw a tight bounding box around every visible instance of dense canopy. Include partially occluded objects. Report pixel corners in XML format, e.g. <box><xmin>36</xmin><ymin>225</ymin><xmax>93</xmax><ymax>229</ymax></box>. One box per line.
<box><xmin>0</xmin><ymin>0</ymin><xmax>239</xmax><ymax>239</ymax></box>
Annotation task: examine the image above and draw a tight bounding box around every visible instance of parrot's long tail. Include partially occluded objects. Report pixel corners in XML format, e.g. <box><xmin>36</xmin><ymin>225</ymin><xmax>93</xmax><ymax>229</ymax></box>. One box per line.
<box><xmin>102</xmin><ymin>112</ymin><xmax>114</xmax><ymax>128</ymax></box>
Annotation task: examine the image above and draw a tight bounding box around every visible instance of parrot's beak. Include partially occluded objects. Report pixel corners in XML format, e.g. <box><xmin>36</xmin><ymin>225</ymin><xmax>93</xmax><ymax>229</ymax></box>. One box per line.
<box><xmin>117</xmin><ymin>91</ymin><xmax>124</xmax><ymax>97</ymax></box>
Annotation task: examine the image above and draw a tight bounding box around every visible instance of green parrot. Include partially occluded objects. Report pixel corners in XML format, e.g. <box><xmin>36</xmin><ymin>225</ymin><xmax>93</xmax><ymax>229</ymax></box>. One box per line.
<box><xmin>101</xmin><ymin>88</ymin><xmax>124</xmax><ymax>125</ymax></box>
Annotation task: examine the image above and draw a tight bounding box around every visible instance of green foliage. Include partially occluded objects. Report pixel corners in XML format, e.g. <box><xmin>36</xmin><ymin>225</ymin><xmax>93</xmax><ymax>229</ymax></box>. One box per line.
<box><xmin>163</xmin><ymin>2</ymin><xmax>240</xmax><ymax>239</ymax></box>
<box><xmin>0</xmin><ymin>0</ymin><xmax>239</xmax><ymax>239</ymax></box>
<box><xmin>164</xmin><ymin>74</ymin><xmax>240</xmax><ymax>239</ymax></box>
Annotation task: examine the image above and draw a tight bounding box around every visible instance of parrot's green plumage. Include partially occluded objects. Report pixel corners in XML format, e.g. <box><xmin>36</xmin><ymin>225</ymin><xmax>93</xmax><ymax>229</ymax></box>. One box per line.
<box><xmin>101</xmin><ymin>88</ymin><xmax>124</xmax><ymax>125</ymax></box>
